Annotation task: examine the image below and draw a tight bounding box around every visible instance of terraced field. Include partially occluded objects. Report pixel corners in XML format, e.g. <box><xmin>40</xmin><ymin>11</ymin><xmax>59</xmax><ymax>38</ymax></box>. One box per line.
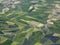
<box><xmin>0</xmin><ymin>0</ymin><xmax>60</xmax><ymax>45</ymax></box>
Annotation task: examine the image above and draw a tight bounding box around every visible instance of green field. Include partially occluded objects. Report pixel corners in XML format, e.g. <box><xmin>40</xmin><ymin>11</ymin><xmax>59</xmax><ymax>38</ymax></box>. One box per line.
<box><xmin>0</xmin><ymin>0</ymin><xmax>60</xmax><ymax>45</ymax></box>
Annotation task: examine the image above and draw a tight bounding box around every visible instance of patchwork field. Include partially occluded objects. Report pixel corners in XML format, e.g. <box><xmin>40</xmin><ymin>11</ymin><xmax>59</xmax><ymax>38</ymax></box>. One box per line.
<box><xmin>0</xmin><ymin>0</ymin><xmax>60</xmax><ymax>45</ymax></box>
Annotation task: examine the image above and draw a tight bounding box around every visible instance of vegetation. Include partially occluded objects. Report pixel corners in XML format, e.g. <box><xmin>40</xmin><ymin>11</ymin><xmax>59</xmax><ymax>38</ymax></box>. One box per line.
<box><xmin>0</xmin><ymin>0</ymin><xmax>60</xmax><ymax>45</ymax></box>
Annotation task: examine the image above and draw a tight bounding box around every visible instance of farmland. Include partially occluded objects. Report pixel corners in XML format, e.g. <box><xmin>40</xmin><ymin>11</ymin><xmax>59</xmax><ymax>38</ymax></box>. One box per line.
<box><xmin>0</xmin><ymin>0</ymin><xmax>60</xmax><ymax>45</ymax></box>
